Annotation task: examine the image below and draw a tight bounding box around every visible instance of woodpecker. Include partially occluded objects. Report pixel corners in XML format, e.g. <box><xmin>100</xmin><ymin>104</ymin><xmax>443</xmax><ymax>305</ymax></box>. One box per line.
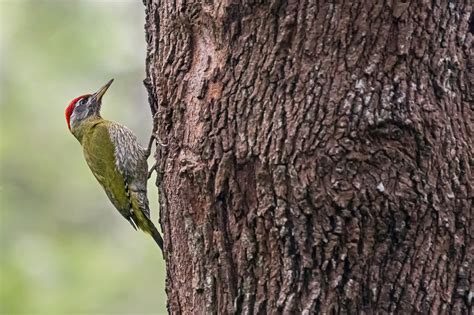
<box><xmin>65</xmin><ymin>79</ymin><xmax>163</xmax><ymax>252</ymax></box>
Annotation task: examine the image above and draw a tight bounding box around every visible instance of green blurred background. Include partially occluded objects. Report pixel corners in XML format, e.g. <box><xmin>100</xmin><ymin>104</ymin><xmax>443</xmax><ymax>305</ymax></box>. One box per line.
<box><xmin>0</xmin><ymin>1</ymin><xmax>166</xmax><ymax>314</ymax></box>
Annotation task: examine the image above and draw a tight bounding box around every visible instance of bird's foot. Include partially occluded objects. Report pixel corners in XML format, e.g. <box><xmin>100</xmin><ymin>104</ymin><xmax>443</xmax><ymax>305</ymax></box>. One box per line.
<box><xmin>148</xmin><ymin>162</ymin><xmax>157</xmax><ymax>179</ymax></box>
<box><xmin>145</xmin><ymin>132</ymin><xmax>168</xmax><ymax>158</ymax></box>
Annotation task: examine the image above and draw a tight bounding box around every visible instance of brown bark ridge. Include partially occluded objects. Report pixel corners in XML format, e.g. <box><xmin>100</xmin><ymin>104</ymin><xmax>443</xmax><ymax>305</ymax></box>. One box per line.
<box><xmin>143</xmin><ymin>0</ymin><xmax>473</xmax><ymax>313</ymax></box>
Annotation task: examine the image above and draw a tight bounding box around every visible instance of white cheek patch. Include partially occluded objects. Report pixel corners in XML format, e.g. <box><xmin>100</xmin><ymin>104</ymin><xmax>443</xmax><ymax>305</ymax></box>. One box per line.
<box><xmin>70</xmin><ymin>111</ymin><xmax>78</xmax><ymax>129</ymax></box>
<box><xmin>70</xmin><ymin>104</ymin><xmax>89</xmax><ymax>129</ymax></box>
<box><xmin>70</xmin><ymin>107</ymin><xmax>86</xmax><ymax>129</ymax></box>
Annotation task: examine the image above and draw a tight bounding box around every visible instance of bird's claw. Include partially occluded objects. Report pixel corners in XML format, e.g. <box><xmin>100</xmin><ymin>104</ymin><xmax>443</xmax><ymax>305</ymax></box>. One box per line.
<box><xmin>153</xmin><ymin>133</ymin><xmax>168</xmax><ymax>147</ymax></box>
<box><xmin>146</xmin><ymin>132</ymin><xmax>168</xmax><ymax>157</ymax></box>
<box><xmin>148</xmin><ymin>162</ymin><xmax>157</xmax><ymax>179</ymax></box>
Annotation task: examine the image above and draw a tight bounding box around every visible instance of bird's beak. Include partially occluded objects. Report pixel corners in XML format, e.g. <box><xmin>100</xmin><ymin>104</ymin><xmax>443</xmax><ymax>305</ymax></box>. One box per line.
<box><xmin>92</xmin><ymin>79</ymin><xmax>114</xmax><ymax>103</ymax></box>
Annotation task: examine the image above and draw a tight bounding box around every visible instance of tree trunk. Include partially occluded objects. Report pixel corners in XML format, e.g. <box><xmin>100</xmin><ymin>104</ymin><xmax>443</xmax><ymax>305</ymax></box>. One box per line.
<box><xmin>144</xmin><ymin>0</ymin><xmax>473</xmax><ymax>313</ymax></box>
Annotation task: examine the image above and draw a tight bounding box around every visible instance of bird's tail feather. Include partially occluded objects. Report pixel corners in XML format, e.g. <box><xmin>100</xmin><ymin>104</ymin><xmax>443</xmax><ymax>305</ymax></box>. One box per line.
<box><xmin>133</xmin><ymin>209</ymin><xmax>164</xmax><ymax>253</ymax></box>
<box><xmin>148</xmin><ymin>219</ymin><xmax>164</xmax><ymax>251</ymax></box>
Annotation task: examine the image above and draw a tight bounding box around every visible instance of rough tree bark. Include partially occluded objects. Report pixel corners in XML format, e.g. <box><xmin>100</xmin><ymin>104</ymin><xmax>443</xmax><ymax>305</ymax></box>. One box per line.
<box><xmin>143</xmin><ymin>0</ymin><xmax>473</xmax><ymax>313</ymax></box>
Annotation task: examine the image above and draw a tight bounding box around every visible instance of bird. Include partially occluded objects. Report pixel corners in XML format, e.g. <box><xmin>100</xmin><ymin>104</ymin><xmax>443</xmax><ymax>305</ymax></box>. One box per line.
<box><xmin>65</xmin><ymin>79</ymin><xmax>163</xmax><ymax>252</ymax></box>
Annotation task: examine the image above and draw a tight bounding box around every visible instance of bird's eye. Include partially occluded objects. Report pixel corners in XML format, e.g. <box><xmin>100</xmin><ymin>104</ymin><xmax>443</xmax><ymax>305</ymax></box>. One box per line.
<box><xmin>77</xmin><ymin>98</ymin><xmax>86</xmax><ymax>106</ymax></box>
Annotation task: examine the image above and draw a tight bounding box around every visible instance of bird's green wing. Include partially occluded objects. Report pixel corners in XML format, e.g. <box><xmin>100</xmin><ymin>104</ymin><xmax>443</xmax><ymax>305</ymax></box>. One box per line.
<box><xmin>82</xmin><ymin>121</ymin><xmax>132</xmax><ymax>220</ymax></box>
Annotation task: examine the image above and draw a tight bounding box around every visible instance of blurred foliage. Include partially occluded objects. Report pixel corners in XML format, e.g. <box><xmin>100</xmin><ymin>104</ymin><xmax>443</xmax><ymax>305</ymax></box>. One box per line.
<box><xmin>0</xmin><ymin>1</ymin><xmax>166</xmax><ymax>314</ymax></box>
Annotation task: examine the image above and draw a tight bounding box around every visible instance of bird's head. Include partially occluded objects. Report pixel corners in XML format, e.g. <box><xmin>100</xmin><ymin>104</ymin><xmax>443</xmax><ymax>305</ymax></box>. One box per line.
<box><xmin>65</xmin><ymin>79</ymin><xmax>114</xmax><ymax>131</ymax></box>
